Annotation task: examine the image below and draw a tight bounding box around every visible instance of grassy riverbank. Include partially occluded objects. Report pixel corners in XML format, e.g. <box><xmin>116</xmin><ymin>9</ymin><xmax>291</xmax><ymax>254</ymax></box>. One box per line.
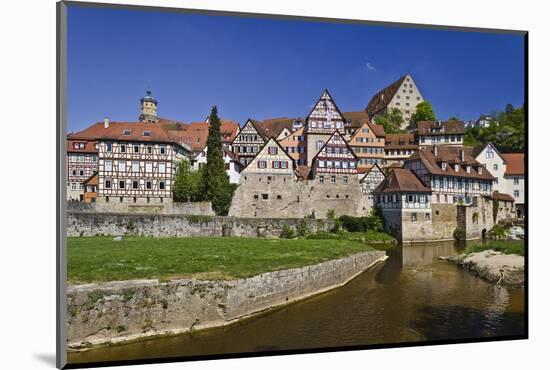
<box><xmin>68</xmin><ymin>236</ymin><xmax>377</xmax><ymax>284</ymax></box>
<box><xmin>464</xmin><ymin>240</ymin><xmax>525</xmax><ymax>256</ymax></box>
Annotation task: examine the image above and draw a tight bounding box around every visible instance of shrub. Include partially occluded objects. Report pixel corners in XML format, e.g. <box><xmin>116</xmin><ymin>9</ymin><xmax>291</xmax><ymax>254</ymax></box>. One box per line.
<box><xmin>453</xmin><ymin>227</ymin><xmax>465</xmax><ymax>241</ymax></box>
<box><xmin>366</xmin><ymin>207</ymin><xmax>384</xmax><ymax>232</ymax></box>
<box><xmin>326</xmin><ymin>209</ymin><xmax>336</xmax><ymax>219</ymax></box>
<box><xmin>330</xmin><ymin>218</ymin><xmax>342</xmax><ymax>233</ymax></box>
<box><xmin>280</xmin><ymin>224</ymin><xmax>296</xmax><ymax>239</ymax></box>
<box><xmin>488</xmin><ymin>224</ymin><xmax>507</xmax><ymax>239</ymax></box>
<box><xmin>296</xmin><ymin>220</ymin><xmax>310</xmax><ymax>237</ymax></box>
<box><xmin>339</xmin><ymin>215</ymin><xmax>368</xmax><ymax>232</ymax></box>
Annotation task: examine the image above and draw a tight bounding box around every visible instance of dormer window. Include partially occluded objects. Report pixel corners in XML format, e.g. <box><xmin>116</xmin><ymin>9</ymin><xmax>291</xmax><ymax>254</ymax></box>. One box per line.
<box><xmin>466</xmin><ymin>166</ymin><xmax>471</xmax><ymax>174</ymax></box>
<box><xmin>122</xmin><ymin>129</ymin><xmax>132</xmax><ymax>136</ymax></box>
<box><xmin>478</xmin><ymin>167</ymin><xmax>483</xmax><ymax>175</ymax></box>
<box><xmin>142</xmin><ymin>131</ymin><xmax>151</xmax><ymax>137</ymax></box>
<box><xmin>454</xmin><ymin>164</ymin><xmax>459</xmax><ymax>172</ymax></box>
<box><xmin>441</xmin><ymin>162</ymin><xmax>447</xmax><ymax>170</ymax></box>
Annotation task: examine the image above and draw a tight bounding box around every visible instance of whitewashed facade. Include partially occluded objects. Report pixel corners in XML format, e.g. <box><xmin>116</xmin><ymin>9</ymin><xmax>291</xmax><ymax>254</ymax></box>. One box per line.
<box><xmin>192</xmin><ymin>146</ymin><xmax>242</xmax><ymax>184</ymax></box>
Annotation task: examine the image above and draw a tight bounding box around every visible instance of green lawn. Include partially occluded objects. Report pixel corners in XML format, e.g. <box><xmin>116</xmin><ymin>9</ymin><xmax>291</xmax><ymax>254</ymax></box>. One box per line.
<box><xmin>464</xmin><ymin>240</ymin><xmax>525</xmax><ymax>256</ymax></box>
<box><xmin>67</xmin><ymin>236</ymin><xmax>375</xmax><ymax>284</ymax></box>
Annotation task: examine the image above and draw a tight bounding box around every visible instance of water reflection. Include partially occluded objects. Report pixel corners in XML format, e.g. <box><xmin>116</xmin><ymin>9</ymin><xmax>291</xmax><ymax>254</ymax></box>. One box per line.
<box><xmin>68</xmin><ymin>241</ymin><xmax>525</xmax><ymax>365</ymax></box>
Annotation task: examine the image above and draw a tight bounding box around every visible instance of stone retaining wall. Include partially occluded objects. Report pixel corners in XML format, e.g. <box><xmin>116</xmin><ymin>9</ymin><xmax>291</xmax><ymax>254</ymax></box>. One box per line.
<box><xmin>67</xmin><ymin>250</ymin><xmax>386</xmax><ymax>349</ymax></box>
<box><xmin>67</xmin><ymin>201</ymin><xmax>215</xmax><ymax>216</ymax></box>
<box><xmin>67</xmin><ymin>212</ymin><xmax>335</xmax><ymax>238</ymax></box>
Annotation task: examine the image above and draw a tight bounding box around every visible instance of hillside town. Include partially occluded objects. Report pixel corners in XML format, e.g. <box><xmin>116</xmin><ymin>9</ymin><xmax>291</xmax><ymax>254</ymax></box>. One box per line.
<box><xmin>66</xmin><ymin>74</ymin><xmax>525</xmax><ymax>242</ymax></box>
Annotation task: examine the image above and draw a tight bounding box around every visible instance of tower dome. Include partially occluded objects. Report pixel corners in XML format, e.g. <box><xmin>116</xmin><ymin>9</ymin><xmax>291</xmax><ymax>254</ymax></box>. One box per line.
<box><xmin>139</xmin><ymin>89</ymin><xmax>159</xmax><ymax>123</ymax></box>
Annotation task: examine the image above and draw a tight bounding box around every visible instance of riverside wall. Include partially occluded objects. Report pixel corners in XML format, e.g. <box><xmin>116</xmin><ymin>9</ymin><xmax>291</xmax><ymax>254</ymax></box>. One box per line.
<box><xmin>67</xmin><ymin>250</ymin><xmax>386</xmax><ymax>349</ymax></box>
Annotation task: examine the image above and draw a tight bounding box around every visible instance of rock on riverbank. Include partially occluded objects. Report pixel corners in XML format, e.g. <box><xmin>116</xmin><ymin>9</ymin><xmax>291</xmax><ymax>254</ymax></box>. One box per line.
<box><xmin>441</xmin><ymin>250</ymin><xmax>524</xmax><ymax>286</ymax></box>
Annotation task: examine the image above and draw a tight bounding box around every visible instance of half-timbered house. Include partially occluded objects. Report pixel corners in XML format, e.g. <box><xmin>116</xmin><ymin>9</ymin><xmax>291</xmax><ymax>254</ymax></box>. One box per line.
<box><xmin>304</xmin><ymin>90</ymin><xmax>348</xmax><ymax>166</ymax></box>
<box><xmin>66</xmin><ymin>131</ymin><xmax>100</xmax><ymax>201</ymax></box>
<box><xmin>311</xmin><ymin>130</ymin><xmax>359</xmax><ymax>183</ymax></box>
<box><xmin>416</xmin><ymin>120</ymin><xmax>465</xmax><ymax>147</ymax></box>
<box><xmin>359</xmin><ymin>164</ymin><xmax>385</xmax><ymax>195</ymax></box>
<box><xmin>94</xmin><ymin>121</ymin><xmax>191</xmax><ymax>210</ymax></box>
<box><xmin>403</xmin><ymin>145</ymin><xmax>494</xmax><ymax>205</ymax></box>
<box><xmin>232</xmin><ymin>119</ymin><xmax>268</xmax><ymax>167</ymax></box>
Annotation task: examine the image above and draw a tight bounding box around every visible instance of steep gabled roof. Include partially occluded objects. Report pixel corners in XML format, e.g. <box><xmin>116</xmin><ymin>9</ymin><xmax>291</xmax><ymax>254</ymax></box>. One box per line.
<box><xmin>234</xmin><ymin>118</ymin><xmax>268</xmax><ymax>142</ymax></box>
<box><xmin>305</xmin><ymin>89</ymin><xmax>346</xmax><ymax>124</ymax></box>
<box><xmin>365</xmin><ymin>75</ymin><xmax>407</xmax><ymax>116</ymax></box>
<box><xmin>463</xmin><ymin>143</ymin><xmax>505</xmax><ymax>162</ymax></box>
<box><xmin>348</xmin><ymin>120</ymin><xmax>386</xmax><ymax>143</ymax></box>
<box><xmin>501</xmin><ymin>153</ymin><xmax>525</xmax><ymax>176</ymax></box>
<box><xmin>373</xmin><ymin>168</ymin><xmax>431</xmax><ymax>193</ymax></box>
<box><xmin>311</xmin><ymin>130</ymin><xmax>360</xmax><ymax>163</ymax></box>
<box><xmin>82</xmin><ymin>173</ymin><xmax>98</xmax><ymax>186</ymax></box>
<box><xmin>359</xmin><ymin>163</ymin><xmax>385</xmax><ymax>182</ymax></box>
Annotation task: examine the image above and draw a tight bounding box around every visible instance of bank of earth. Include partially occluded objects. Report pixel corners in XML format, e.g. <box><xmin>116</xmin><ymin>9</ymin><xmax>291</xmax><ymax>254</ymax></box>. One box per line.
<box><xmin>441</xmin><ymin>240</ymin><xmax>525</xmax><ymax>286</ymax></box>
<box><xmin>67</xmin><ymin>235</ymin><xmax>390</xmax><ymax>349</ymax></box>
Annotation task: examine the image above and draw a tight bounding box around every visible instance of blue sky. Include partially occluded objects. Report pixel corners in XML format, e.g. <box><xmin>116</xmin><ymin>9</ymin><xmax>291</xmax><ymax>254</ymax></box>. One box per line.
<box><xmin>67</xmin><ymin>5</ymin><xmax>525</xmax><ymax>132</ymax></box>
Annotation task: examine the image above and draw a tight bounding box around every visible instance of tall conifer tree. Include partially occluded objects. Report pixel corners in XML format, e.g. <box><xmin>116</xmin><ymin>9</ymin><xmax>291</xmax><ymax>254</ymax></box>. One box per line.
<box><xmin>201</xmin><ymin>106</ymin><xmax>234</xmax><ymax>214</ymax></box>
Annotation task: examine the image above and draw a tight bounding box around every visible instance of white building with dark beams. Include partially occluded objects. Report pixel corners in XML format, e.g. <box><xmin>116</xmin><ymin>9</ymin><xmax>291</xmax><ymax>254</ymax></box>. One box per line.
<box><xmin>404</xmin><ymin>145</ymin><xmax>495</xmax><ymax>205</ymax></box>
<box><xmin>92</xmin><ymin>119</ymin><xmax>191</xmax><ymax>210</ymax></box>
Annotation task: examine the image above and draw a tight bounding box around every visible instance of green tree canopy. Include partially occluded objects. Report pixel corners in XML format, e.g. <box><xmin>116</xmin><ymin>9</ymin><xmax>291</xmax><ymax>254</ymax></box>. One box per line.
<box><xmin>200</xmin><ymin>106</ymin><xmax>236</xmax><ymax>215</ymax></box>
<box><xmin>375</xmin><ymin>108</ymin><xmax>404</xmax><ymax>134</ymax></box>
<box><xmin>410</xmin><ymin>101</ymin><xmax>436</xmax><ymax>128</ymax></box>
<box><xmin>464</xmin><ymin>103</ymin><xmax>524</xmax><ymax>152</ymax></box>
<box><xmin>173</xmin><ymin>159</ymin><xmax>203</xmax><ymax>202</ymax></box>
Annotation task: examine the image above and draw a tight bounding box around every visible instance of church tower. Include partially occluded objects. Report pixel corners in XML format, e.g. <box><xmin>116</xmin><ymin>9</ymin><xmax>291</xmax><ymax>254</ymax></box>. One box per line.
<box><xmin>139</xmin><ymin>89</ymin><xmax>159</xmax><ymax>123</ymax></box>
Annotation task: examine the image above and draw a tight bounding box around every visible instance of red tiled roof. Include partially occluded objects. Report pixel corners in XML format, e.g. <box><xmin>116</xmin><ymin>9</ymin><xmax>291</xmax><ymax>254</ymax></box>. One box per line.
<box><xmin>492</xmin><ymin>191</ymin><xmax>515</xmax><ymax>202</ymax></box>
<box><xmin>261</xmin><ymin>117</ymin><xmax>297</xmax><ymax>139</ymax></box>
<box><xmin>385</xmin><ymin>133</ymin><xmax>417</xmax><ymax>149</ymax></box>
<box><xmin>67</xmin><ymin>139</ymin><xmax>98</xmax><ymax>153</ymax></box>
<box><xmin>69</xmin><ymin>122</ymin><xmax>182</xmax><ymax>145</ymax></box>
<box><xmin>82</xmin><ymin>173</ymin><xmax>98</xmax><ymax>186</ymax></box>
<box><xmin>407</xmin><ymin>146</ymin><xmax>495</xmax><ymax>180</ymax></box>
<box><xmin>502</xmin><ymin>153</ymin><xmax>525</xmax><ymax>176</ymax></box>
<box><xmin>374</xmin><ymin>168</ymin><xmax>431</xmax><ymax>193</ymax></box>
<box><xmin>342</xmin><ymin>111</ymin><xmax>371</xmax><ymax>129</ymax></box>
<box><xmin>417</xmin><ymin>120</ymin><xmax>465</xmax><ymax>136</ymax></box>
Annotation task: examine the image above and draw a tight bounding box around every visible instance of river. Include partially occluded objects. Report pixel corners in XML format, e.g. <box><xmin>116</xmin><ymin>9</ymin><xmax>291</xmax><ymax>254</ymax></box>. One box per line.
<box><xmin>68</xmin><ymin>241</ymin><xmax>525</xmax><ymax>365</ymax></box>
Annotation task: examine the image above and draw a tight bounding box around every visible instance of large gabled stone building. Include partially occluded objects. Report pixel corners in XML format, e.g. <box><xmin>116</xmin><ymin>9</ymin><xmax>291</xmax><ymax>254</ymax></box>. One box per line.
<box><xmin>366</xmin><ymin>74</ymin><xmax>424</xmax><ymax>130</ymax></box>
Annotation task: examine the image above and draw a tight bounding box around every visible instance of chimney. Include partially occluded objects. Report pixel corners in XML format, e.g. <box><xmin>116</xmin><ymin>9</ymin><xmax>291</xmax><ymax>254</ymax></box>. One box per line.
<box><xmin>104</xmin><ymin>117</ymin><xmax>110</xmax><ymax>129</ymax></box>
<box><xmin>460</xmin><ymin>150</ymin><xmax>465</xmax><ymax>162</ymax></box>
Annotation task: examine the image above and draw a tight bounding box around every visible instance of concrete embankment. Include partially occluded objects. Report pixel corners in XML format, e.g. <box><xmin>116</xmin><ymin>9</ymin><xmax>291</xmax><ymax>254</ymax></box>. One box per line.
<box><xmin>67</xmin><ymin>250</ymin><xmax>386</xmax><ymax>350</ymax></box>
<box><xmin>441</xmin><ymin>250</ymin><xmax>524</xmax><ymax>286</ymax></box>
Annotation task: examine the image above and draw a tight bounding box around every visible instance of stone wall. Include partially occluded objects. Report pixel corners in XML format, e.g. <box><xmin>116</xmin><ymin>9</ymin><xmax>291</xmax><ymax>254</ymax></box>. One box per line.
<box><xmin>431</xmin><ymin>204</ymin><xmax>458</xmax><ymax>241</ymax></box>
<box><xmin>458</xmin><ymin>196</ymin><xmax>494</xmax><ymax>240</ymax></box>
<box><xmin>67</xmin><ymin>250</ymin><xmax>386</xmax><ymax>348</ymax></box>
<box><xmin>381</xmin><ymin>197</ymin><xmax>495</xmax><ymax>243</ymax></box>
<box><xmin>67</xmin><ymin>201</ymin><xmax>214</xmax><ymax>216</ymax></box>
<box><xmin>67</xmin><ymin>212</ymin><xmax>335</xmax><ymax>238</ymax></box>
<box><xmin>229</xmin><ymin>173</ymin><xmax>370</xmax><ymax>219</ymax></box>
